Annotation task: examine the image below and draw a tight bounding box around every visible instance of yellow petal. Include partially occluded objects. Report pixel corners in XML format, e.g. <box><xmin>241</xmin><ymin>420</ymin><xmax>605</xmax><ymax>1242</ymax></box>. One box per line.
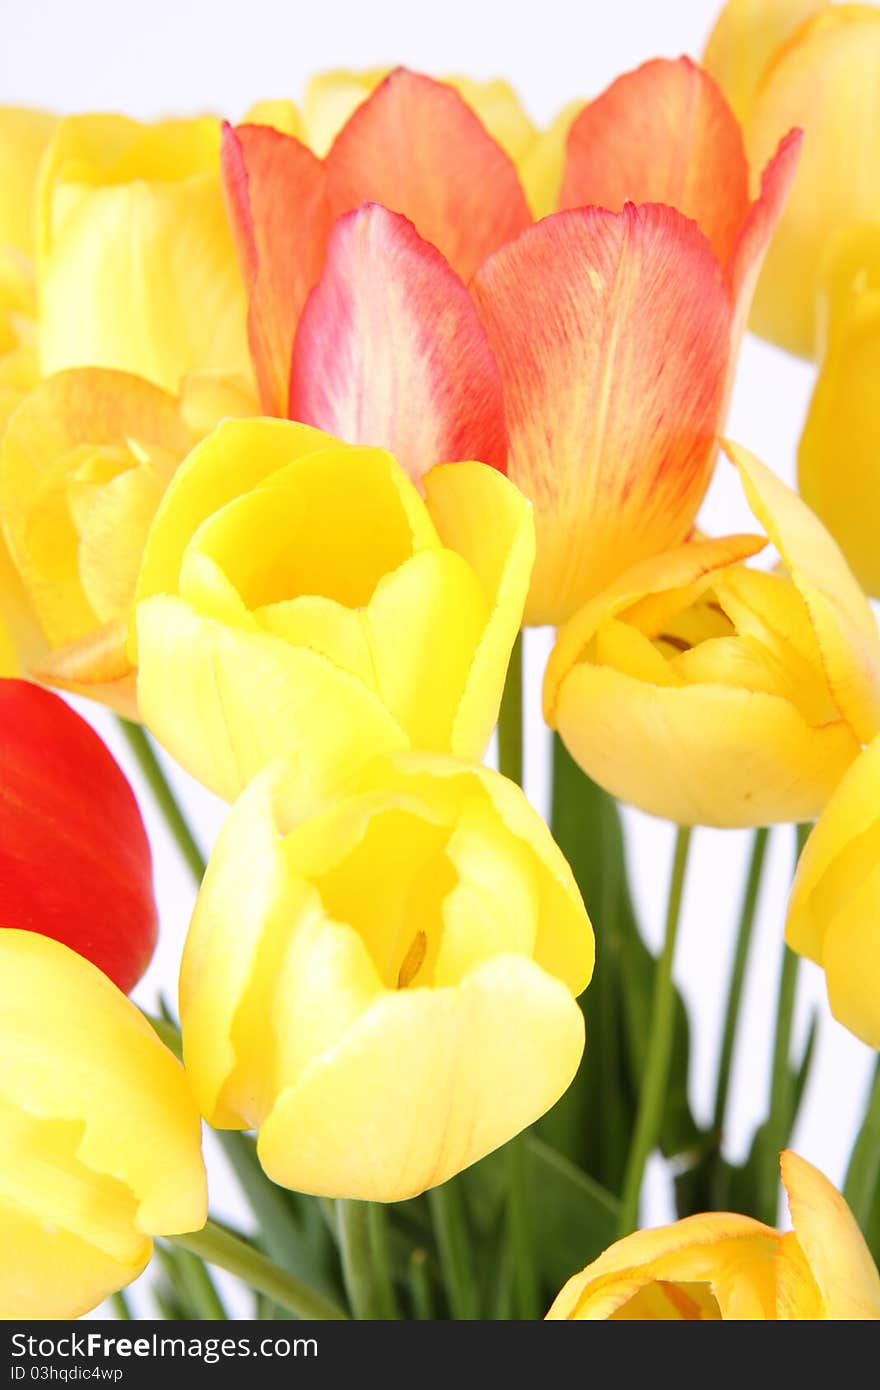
<box><xmin>0</xmin><ymin>929</ymin><xmax>206</xmax><ymax>1318</ymax></box>
<box><xmin>32</xmin><ymin>621</ymin><xmax>138</xmax><ymax>720</ymax></box>
<box><xmin>0</xmin><ymin>367</ymin><xmax>192</xmax><ymax>648</ymax></box>
<box><xmin>702</xmin><ymin>0</ymin><xmax>826</xmax><ymax>126</ymax></box>
<box><xmin>423</xmin><ymin>460</ymin><xmax>535</xmax><ymax>759</ymax></box>
<box><xmin>0</xmin><ymin>106</ymin><xmax>58</xmax><ymax>252</ymax></box>
<box><xmin>243</xmin><ymin>99</ymin><xmax>304</xmax><ymax>139</ymax></box>
<box><xmin>37</xmin><ymin>114</ymin><xmax>252</xmax><ymax>393</ymax></box>
<box><xmin>787</xmin><ymin>734</ymin><xmax>880</xmax><ymax>1045</ymax></box>
<box><xmin>257</xmin><ymin>954</ymin><xmax>584</xmax><ymax>1201</ymax></box>
<box><xmin>519</xmin><ymin>100</ymin><xmax>583</xmax><ymax>219</ymax></box>
<box><xmin>446</xmin><ymin>75</ymin><xmax>537</xmax><ymax>162</ymax></box>
<box><xmin>136</xmin><ymin>595</ymin><xmax>408</xmax><ymax>803</ymax></box>
<box><xmin>742</xmin><ymin>4</ymin><xmax>880</xmax><ymax>356</ymax></box>
<box><xmin>547</xmin><ymin>1212</ymin><xmax>777</xmax><ymax>1320</ymax></box>
<box><xmin>775</xmin><ymin>1230</ymin><xmax>826</xmax><ymax>1319</ymax></box>
<box><xmin>798</xmin><ymin>225</ymin><xmax>880</xmax><ymax>597</ymax></box>
<box><xmin>303</xmin><ymin>68</ymin><xmax>389</xmax><ymax>155</ymax></box>
<box><xmin>727</xmin><ymin>439</ymin><xmax>880</xmax><ymax>743</ymax></box>
<box><xmin>781</xmin><ymin>1149</ymin><xmax>880</xmax><ymax>1319</ymax></box>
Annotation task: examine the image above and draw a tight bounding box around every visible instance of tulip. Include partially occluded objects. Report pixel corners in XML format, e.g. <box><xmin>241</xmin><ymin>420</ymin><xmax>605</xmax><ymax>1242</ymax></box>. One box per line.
<box><xmin>0</xmin><ymin>929</ymin><xmax>207</xmax><ymax>1319</ymax></box>
<box><xmin>36</xmin><ymin>114</ymin><xmax>255</xmax><ymax>395</ymax></box>
<box><xmin>546</xmin><ymin>1150</ymin><xmax>880</xmax><ymax>1319</ymax></box>
<box><xmin>797</xmin><ymin>225</ymin><xmax>880</xmax><ymax>597</ymax></box>
<box><xmin>246</xmin><ymin>68</ymin><xmax>579</xmax><ymax>218</ymax></box>
<box><xmin>543</xmin><ymin>442</ymin><xmax>880</xmax><ymax>827</ymax></box>
<box><xmin>226</xmin><ymin>62</ymin><xmax>797</xmax><ymax>624</ymax></box>
<box><xmin>704</xmin><ymin>1</ymin><xmax>880</xmax><ymax>357</ymax></box>
<box><xmin>180</xmin><ymin>750</ymin><xmax>593</xmax><ymax>1201</ymax></box>
<box><xmin>0</xmin><ymin>679</ymin><xmax>156</xmax><ymax>992</ymax></box>
<box><xmin>134</xmin><ymin>418</ymin><xmax>533</xmax><ymax>803</ymax></box>
<box><xmin>0</xmin><ymin>368</ymin><xmax>200</xmax><ymax>713</ymax></box>
<box><xmin>787</xmin><ymin>732</ymin><xmax>880</xmax><ymax>1048</ymax></box>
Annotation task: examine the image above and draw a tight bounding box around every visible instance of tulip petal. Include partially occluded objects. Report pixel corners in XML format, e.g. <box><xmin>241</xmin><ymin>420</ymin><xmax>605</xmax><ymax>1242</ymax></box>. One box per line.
<box><xmin>782</xmin><ymin>1150</ymin><xmax>880</xmax><ymax>1319</ymax></box>
<box><xmin>0</xmin><ymin>107</ymin><xmax>58</xmax><ymax>253</ymax></box>
<box><xmin>787</xmin><ymin>734</ymin><xmax>880</xmax><ymax>1046</ymax></box>
<box><xmin>0</xmin><ymin>929</ymin><xmax>206</xmax><ymax>1316</ymax></box>
<box><xmin>0</xmin><ymin>367</ymin><xmax>192</xmax><ymax>649</ymax></box>
<box><xmin>257</xmin><ymin>953</ymin><xmax>585</xmax><ymax>1201</ymax></box>
<box><xmin>743</xmin><ymin>5</ymin><xmax>880</xmax><ymax>356</ymax></box>
<box><xmin>32</xmin><ymin>622</ymin><xmax>138</xmax><ymax>720</ymax></box>
<box><xmin>559</xmin><ymin>57</ymin><xmax>750</xmax><ymax>270</ymax></box>
<box><xmin>546</xmin><ymin>1212</ymin><xmax>776</xmax><ymax>1320</ymax></box>
<box><xmin>221</xmin><ymin>123</ymin><xmax>331</xmax><ymax>414</ymax></box>
<box><xmin>326</xmin><ymin>68</ymin><xmax>531</xmax><ymax>282</ymax></box>
<box><xmin>289</xmin><ymin>205</ymin><xmax>507</xmax><ymax>480</ymax></box>
<box><xmin>727</xmin><ymin>440</ymin><xmax>880</xmax><ymax>743</ymax></box>
<box><xmin>136</xmin><ymin>595</ymin><xmax>409</xmax><ymax>803</ymax></box>
<box><xmin>702</xmin><ymin>0</ymin><xmax>825</xmax><ymax>126</ymax></box>
<box><xmin>0</xmin><ymin>680</ymin><xmax>154</xmax><ymax>991</ymax></box>
<box><xmin>472</xmin><ymin>204</ymin><xmax>731</xmax><ymax>624</ymax></box>
<box><xmin>798</xmin><ymin>226</ymin><xmax>880</xmax><ymax>597</ymax></box>
<box><xmin>423</xmin><ymin>460</ymin><xmax>535</xmax><ymax>755</ymax></box>
<box><xmin>727</xmin><ymin>130</ymin><xmax>802</xmax><ymax>355</ymax></box>
<box><xmin>38</xmin><ymin>115</ymin><xmax>251</xmax><ymax>395</ymax></box>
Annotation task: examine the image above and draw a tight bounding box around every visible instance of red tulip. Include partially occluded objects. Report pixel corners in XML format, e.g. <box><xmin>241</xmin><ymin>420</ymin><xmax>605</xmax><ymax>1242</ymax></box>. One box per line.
<box><xmin>0</xmin><ymin>679</ymin><xmax>156</xmax><ymax>991</ymax></box>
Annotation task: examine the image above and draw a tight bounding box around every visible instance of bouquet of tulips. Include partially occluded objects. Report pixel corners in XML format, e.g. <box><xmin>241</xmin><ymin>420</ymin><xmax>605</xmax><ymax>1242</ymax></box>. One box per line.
<box><xmin>2</xmin><ymin>0</ymin><xmax>880</xmax><ymax>1324</ymax></box>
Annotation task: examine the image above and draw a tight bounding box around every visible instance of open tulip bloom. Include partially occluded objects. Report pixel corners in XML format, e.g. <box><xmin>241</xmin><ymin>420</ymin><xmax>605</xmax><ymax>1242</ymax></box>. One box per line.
<box><xmin>1</xmin><ymin>12</ymin><xmax>880</xmax><ymax>1328</ymax></box>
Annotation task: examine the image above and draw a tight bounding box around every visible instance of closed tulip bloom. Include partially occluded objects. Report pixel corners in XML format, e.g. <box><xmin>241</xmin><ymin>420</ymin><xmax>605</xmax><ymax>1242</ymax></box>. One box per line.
<box><xmin>547</xmin><ymin>1150</ymin><xmax>880</xmax><ymax>1320</ymax></box>
<box><xmin>36</xmin><ymin>114</ymin><xmax>254</xmax><ymax>395</ymax></box>
<box><xmin>788</xmin><ymin>732</ymin><xmax>880</xmax><ymax>1047</ymax></box>
<box><xmin>134</xmin><ymin>418</ymin><xmax>533</xmax><ymax>803</ymax></box>
<box><xmin>180</xmin><ymin>750</ymin><xmax>593</xmax><ymax>1201</ymax></box>
<box><xmin>704</xmin><ymin>1</ymin><xmax>880</xmax><ymax>357</ymax></box>
<box><xmin>0</xmin><ymin>369</ymin><xmax>201</xmax><ymax>713</ymax></box>
<box><xmin>0</xmin><ymin>929</ymin><xmax>207</xmax><ymax>1319</ymax></box>
<box><xmin>0</xmin><ymin>679</ymin><xmax>156</xmax><ymax>992</ymax></box>
<box><xmin>544</xmin><ymin>442</ymin><xmax>880</xmax><ymax>827</ymax></box>
<box><xmin>797</xmin><ymin>226</ymin><xmax>880</xmax><ymax>597</ymax></box>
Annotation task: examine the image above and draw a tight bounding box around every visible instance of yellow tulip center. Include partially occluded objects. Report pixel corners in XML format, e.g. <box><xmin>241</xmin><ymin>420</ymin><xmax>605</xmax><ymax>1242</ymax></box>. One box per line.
<box><xmin>609</xmin><ymin>1280</ymin><xmax>722</xmax><ymax>1320</ymax></box>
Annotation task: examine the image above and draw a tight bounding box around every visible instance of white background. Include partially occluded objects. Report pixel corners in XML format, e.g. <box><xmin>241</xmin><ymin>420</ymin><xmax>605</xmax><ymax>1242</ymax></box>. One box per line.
<box><xmin>4</xmin><ymin>0</ymin><xmax>876</xmax><ymax>1315</ymax></box>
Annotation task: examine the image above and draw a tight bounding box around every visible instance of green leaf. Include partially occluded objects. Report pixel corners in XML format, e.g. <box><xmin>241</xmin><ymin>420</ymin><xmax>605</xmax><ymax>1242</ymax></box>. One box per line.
<box><xmin>526</xmin><ymin>1136</ymin><xmax>619</xmax><ymax>1296</ymax></box>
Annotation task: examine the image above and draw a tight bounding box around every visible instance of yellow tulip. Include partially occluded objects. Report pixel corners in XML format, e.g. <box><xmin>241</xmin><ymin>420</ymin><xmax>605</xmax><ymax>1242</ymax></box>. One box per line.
<box><xmin>180</xmin><ymin>749</ymin><xmax>592</xmax><ymax>1201</ymax></box>
<box><xmin>547</xmin><ymin>1150</ymin><xmax>880</xmax><ymax>1319</ymax></box>
<box><xmin>544</xmin><ymin>441</ymin><xmax>880</xmax><ymax>827</ymax></box>
<box><xmin>0</xmin><ymin>929</ymin><xmax>207</xmax><ymax>1319</ymax></box>
<box><xmin>0</xmin><ymin>106</ymin><xmax>58</xmax><ymax>254</ymax></box>
<box><xmin>704</xmin><ymin>2</ymin><xmax>880</xmax><ymax>357</ymax></box>
<box><xmin>134</xmin><ymin>418</ymin><xmax>534</xmax><ymax>803</ymax></box>
<box><xmin>788</xmin><ymin>731</ymin><xmax>880</xmax><ymax>1047</ymax></box>
<box><xmin>36</xmin><ymin>114</ymin><xmax>254</xmax><ymax>394</ymax></box>
<box><xmin>0</xmin><ymin>368</ymin><xmax>200</xmax><ymax>714</ymax></box>
<box><xmin>246</xmin><ymin>70</ymin><xmax>578</xmax><ymax>217</ymax></box>
<box><xmin>797</xmin><ymin>224</ymin><xmax>880</xmax><ymax>597</ymax></box>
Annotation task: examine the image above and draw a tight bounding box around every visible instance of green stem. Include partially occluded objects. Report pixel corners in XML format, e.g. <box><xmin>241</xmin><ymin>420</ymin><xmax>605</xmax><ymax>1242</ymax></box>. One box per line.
<box><xmin>428</xmin><ymin>1182</ymin><xmax>476</xmax><ymax>1319</ymax></box>
<box><xmin>174</xmin><ymin>1247</ymin><xmax>227</xmax><ymax>1320</ymax></box>
<box><xmin>760</xmin><ymin>944</ymin><xmax>800</xmax><ymax>1226</ymax></box>
<box><xmin>336</xmin><ymin>1200</ymin><xmax>382</xmax><ymax>1320</ymax></box>
<box><xmin>845</xmin><ymin>1058</ymin><xmax>880</xmax><ymax>1232</ymax></box>
<box><xmin>110</xmin><ymin>1290</ymin><xmax>132</xmax><ymax>1319</ymax></box>
<box><xmin>408</xmin><ymin>1249</ymin><xmax>434</xmax><ymax>1320</ymax></box>
<box><xmin>367</xmin><ymin>1204</ymin><xmax>398</xmax><ymax>1319</ymax></box>
<box><xmin>617</xmin><ymin>826</ymin><xmax>693</xmax><ymax>1237</ymax></box>
<box><xmin>712</xmin><ymin>829</ymin><xmax>771</xmax><ymax>1144</ymax></box>
<box><xmin>497</xmin><ymin>632</ymin><xmax>523</xmax><ymax>785</ymax></box>
<box><xmin>507</xmin><ymin>1135</ymin><xmax>539</xmax><ymax>1319</ymax></box>
<box><xmin>117</xmin><ymin>718</ymin><xmax>207</xmax><ymax>883</ymax></box>
<box><xmin>170</xmin><ymin>1222</ymin><xmax>348</xmax><ymax>1320</ymax></box>
<box><xmin>597</xmin><ymin>792</ymin><xmax>627</xmax><ymax>1188</ymax></box>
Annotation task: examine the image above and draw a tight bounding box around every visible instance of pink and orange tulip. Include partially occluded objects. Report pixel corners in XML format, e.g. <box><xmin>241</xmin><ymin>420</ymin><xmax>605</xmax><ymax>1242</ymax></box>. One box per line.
<box><xmin>223</xmin><ymin>62</ymin><xmax>799</xmax><ymax>624</ymax></box>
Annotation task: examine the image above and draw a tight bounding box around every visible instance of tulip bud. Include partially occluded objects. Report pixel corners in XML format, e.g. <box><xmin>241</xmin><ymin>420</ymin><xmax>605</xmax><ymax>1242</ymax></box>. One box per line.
<box><xmin>547</xmin><ymin>1150</ymin><xmax>880</xmax><ymax>1320</ymax></box>
<box><xmin>181</xmin><ymin>750</ymin><xmax>593</xmax><ymax>1202</ymax></box>
<box><xmin>0</xmin><ymin>929</ymin><xmax>206</xmax><ymax>1318</ymax></box>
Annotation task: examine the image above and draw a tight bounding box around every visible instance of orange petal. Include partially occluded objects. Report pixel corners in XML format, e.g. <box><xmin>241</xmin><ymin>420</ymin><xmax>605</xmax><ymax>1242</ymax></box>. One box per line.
<box><xmin>471</xmin><ymin>203</ymin><xmax>732</xmax><ymax>625</ymax></box>
<box><xmin>32</xmin><ymin>622</ymin><xmax>138</xmax><ymax>720</ymax></box>
<box><xmin>325</xmin><ymin>68</ymin><xmax>531</xmax><ymax>282</ymax></box>
<box><xmin>289</xmin><ymin>205</ymin><xmax>507</xmax><ymax>482</ymax></box>
<box><xmin>221</xmin><ymin>123</ymin><xmax>331</xmax><ymax>415</ymax></box>
<box><xmin>558</xmin><ymin>57</ymin><xmax>750</xmax><ymax>270</ymax></box>
<box><xmin>728</xmin><ymin>130</ymin><xmax>802</xmax><ymax>355</ymax></box>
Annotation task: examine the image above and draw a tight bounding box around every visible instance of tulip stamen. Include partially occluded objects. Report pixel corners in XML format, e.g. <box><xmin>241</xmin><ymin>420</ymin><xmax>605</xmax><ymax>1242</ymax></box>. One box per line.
<box><xmin>397</xmin><ymin>930</ymin><xmax>427</xmax><ymax>989</ymax></box>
